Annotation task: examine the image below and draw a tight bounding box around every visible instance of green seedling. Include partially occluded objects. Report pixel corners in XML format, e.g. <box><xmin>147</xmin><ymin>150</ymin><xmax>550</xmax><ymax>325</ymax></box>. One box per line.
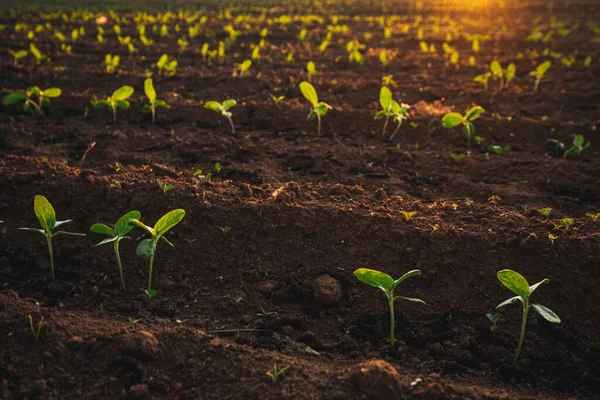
<box><xmin>160</xmin><ymin>183</ymin><xmax>173</xmax><ymax>195</ymax></box>
<box><xmin>257</xmin><ymin>309</ymin><xmax>277</xmax><ymax>318</ymax></box>
<box><xmin>30</xmin><ymin>43</ymin><xmax>47</xmax><ymax>64</ymax></box>
<box><xmin>92</xmin><ymin>85</ymin><xmax>134</xmax><ymax>123</ymax></box>
<box><xmin>104</xmin><ymin>54</ymin><xmax>120</xmax><ymax>72</ymax></box>
<box><xmin>266</xmin><ymin>362</ymin><xmax>288</xmax><ymax>382</ymax></box>
<box><xmin>490</xmin><ymin>61</ymin><xmax>504</xmax><ymax>91</ymax></box>
<box><xmin>3</xmin><ymin>86</ymin><xmax>61</xmax><ymax>117</ymax></box>
<box><xmin>306</xmin><ymin>61</ymin><xmax>318</xmax><ymax>81</ymax></box>
<box><xmin>548</xmin><ymin>135</ymin><xmax>590</xmax><ymax>157</ymax></box>
<box><xmin>538</xmin><ymin>207</ymin><xmax>552</xmax><ymax>218</ymax></box>
<box><xmin>486</xmin><ymin>313</ymin><xmax>502</xmax><ymax>343</ymax></box>
<box><xmin>529</xmin><ymin>61</ymin><xmax>551</xmax><ymax>92</ymax></box>
<box><xmin>505</xmin><ymin>63</ymin><xmax>516</xmax><ymax>89</ymax></box>
<box><xmin>28</xmin><ymin>315</ymin><xmax>44</xmax><ymax>341</ymax></box>
<box><xmin>236</xmin><ymin>59</ymin><xmax>252</xmax><ymax>77</ymax></box>
<box><xmin>90</xmin><ymin>211</ymin><xmax>141</xmax><ymax>290</ymax></box>
<box><xmin>132</xmin><ymin>209</ymin><xmax>185</xmax><ymax>291</ymax></box>
<box><xmin>375</xmin><ymin>86</ymin><xmax>410</xmax><ymax>140</ymax></box>
<box><xmin>142</xmin><ymin>78</ymin><xmax>169</xmax><ymax>125</ymax></box>
<box><xmin>299</xmin><ymin>81</ymin><xmax>331</xmax><ymax>136</ymax></box>
<box><xmin>354</xmin><ymin>268</ymin><xmax>424</xmax><ymax>346</ymax></box>
<box><xmin>18</xmin><ymin>195</ymin><xmax>86</xmax><ymax>280</ymax></box>
<box><xmin>496</xmin><ymin>269</ymin><xmax>560</xmax><ymax>362</ymax></box>
<box><xmin>400</xmin><ymin>211</ymin><xmax>417</xmax><ymax>221</ymax></box>
<box><xmin>204</xmin><ymin>100</ymin><xmax>237</xmax><ymax>133</ymax></box>
<box><xmin>586</xmin><ymin>212</ymin><xmax>600</xmax><ymax>221</ymax></box>
<box><xmin>157</xmin><ymin>54</ymin><xmax>178</xmax><ymax>75</ymax></box>
<box><xmin>9</xmin><ymin>49</ymin><xmax>28</xmax><ymax>67</ymax></box>
<box><xmin>217</xmin><ymin>225</ymin><xmax>231</xmax><ymax>235</ymax></box>
<box><xmin>382</xmin><ymin>74</ymin><xmax>397</xmax><ymax>87</ymax></box>
<box><xmin>145</xmin><ymin>288</ymin><xmax>157</xmax><ymax>301</ymax></box>
<box><xmin>269</xmin><ymin>93</ymin><xmax>285</xmax><ymax>107</ymax></box>
<box><xmin>442</xmin><ymin>106</ymin><xmax>485</xmax><ymax>145</ymax></box>
<box><xmin>474</xmin><ymin>72</ymin><xmax>491</xmax><ymax>91</ymax></box>
<box><xmin>450</xmin><ymin>152</ymin><xmax>466</xmax><ymax>161</ymax></box>
<box><xmin>554</xmin><ymin>217</ymin><xmax>574</xmax><ymax>230</ymax></box>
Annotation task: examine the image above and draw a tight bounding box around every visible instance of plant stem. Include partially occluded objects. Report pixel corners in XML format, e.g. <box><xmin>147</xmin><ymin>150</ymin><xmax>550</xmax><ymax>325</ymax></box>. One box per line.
<box><xmin>534</xmin><ymin>77</ymin><xmax>540</xmax><ymax>92</ymax></box>
<box><xmin>114</xmin><ymin>240</ymin><xmax>126</xmax><ymax>291</ymax></box>
<box><xmin>389</xmin><ymin>122</ymin><xmax>402</xmax><ymax>141</ymax></box>
<box><xmin>46</xmin><ymin>235</ymin><xmax>55</xmax><ymax>280</ymax></box>
<box><xmin>389</xmin><ymin>296</ymin><xmax>395</xmax><ymax>346</ymax></box>
<box><xmin>514</xmin><ymin>300</ymin><xmax>529</xmax><ymax>362</ymax></box>
<box><xmin>151</xmin><ymin>108</ymin><xmax>155</xmax><ymax>125</ymax></box>
<box><xmin>227</xmin><ymin>116</ymin><xmax>235</xmax><ymax>134</ymax></box>
<box><xmin>317</xmin><ymin>114</ymin><xmax>322</xmax><ymax>136</ymax></box>
<box><xmin>113</xmin><ymin>107</ymin><xmax>117</xmax><ymax>123</ymax></box>
<box><xmin>147</xmin><ymin>254</ymin><xmax>155</xmax><ymax>290</ymax></box>
<box><xmin>382</xmin><ymin>116</ymin><xmax>389</xmax><ymax>138</ymax></box>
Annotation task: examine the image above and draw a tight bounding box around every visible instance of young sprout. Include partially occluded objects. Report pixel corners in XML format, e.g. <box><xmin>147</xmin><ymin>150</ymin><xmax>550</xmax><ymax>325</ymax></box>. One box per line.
<box><xmin>474</xmin><ymin>72</ymin><xmax>491</xmax><ymax>91</ymax></box>
<box><xmin>299</xmin><ymin>81</ymin><xmax>332</xmax><ymax>136</ymax></box>
<box><xmin>496</xmin><ymin>269</ymin><xmax>560</xmax><ymax>362</ymax></box>
<box><xmin>92</xmin><ymin>85</ymin><xmax>134</xmax><ymax>123</ymax></box>
<box><xmin>157</xmin><ymin>54</ymin><xmax>178</xmax><ymax>75</ymax></box>
<box><xmin>132</xmin><ymin>209</ymin><xmax>185</xmax><ymax>291</ymax></box>
<box><xmin>30</xmin><ymin>43</ymin><xmax>47</xmax><ymax>64</ymax></box>
<box><xmin>236</xmin><ymin>59</ymin><xmax>252</xmax><ymax>77</ymax></box>
<box><xmin>306</xmin><ymin>61</ymin><xmax>318</xmax><ymax>81</ymax></box>
<box><xmin>486</xmin><ymin>313</ymin><xmax>502</xmax><ymax>343</ymax></box>
<box><xmin>18</xmin><ymin>195</ymin><xmax>86</xmax><ymax>280</ymax></box>
<box><xmin>505</xmin><ymin>63</ymin><xmax>516</xmax><ymax>89</ymax></box>
<box><xmin>400</xmin><ymin>211</ymin><xmax>417</xmax><ymax>221</ymax></box>
<box><xmin>548</xmin><ymin>135</ymin><xmax>590</xmax><ymax>157</ymax></box>
<box><xmin>90</xmin><ymin>211</ymin><xmax>141</xmax><ymax>290</ymax></box>
<box><xmin>490</xmin><ymin>61</ymin><xmax>504</xmax><ymax>91</ymax></box>
<box><xmin>537</xmin><ymin>207</ymin><xmax>552</xmax><ymax>218</ymax></box>
<box><xmin>269</xmin><ymin>93</ymin><xmax>285</xmax><ymax>108</ymax></box>
<box><xmin>28</xmin><ymin>315</ymin><xmax>44</xmax><ymax>341</ymax></box>
<box><xmin>142</xmin><ymin>78</ymin><xmax>169</xmax><ymax>125</ymax></box>
<box><xmin>159</xmin><ymin>183</ymin><xmax>173</xmax><ymax>195</ymax></box>
<box><xmin>375</xmin><ymin>86</ymin><xmax>410</xmax><ymax>140</ymax></box>
<box><xmin>216</xmin><ymin>225</ymin><xmax>231</xmax><ymax>235</ymax></box>
<box><xmin>442</xmin><ymin>106</ymin><xmax>485</xmax><ymax>145</ymax></box>
<box><xmin>586</xmin><ymin>212</ymin><xmax>600</xmax><ymax>221</ymax></box>
<box><xmin>2</xmin><ymin>86</ymin><xmax>61</xmax><ymax>117</ymax></box>
<box><xmin>104</xmin><ymin>54</ymin><xmax>120</xmax><ymax>73</ymax></box>
<box><xmin>382</xmin><ymin>74</ymin><xmax>397</xmax><ymax>88</ymax></box>
<box><xmin>354</xmin><ymin>268</ymin><xmax>425</xmax><ymax>346</ymax></box>
<box><xmin>204</xmin><ymin>99</ymin><xmax>237</xmax><ymax>134</ymax></box>
<box><xmin>529</xmin><ymin>61</ymin><xmax>551</xmax><ymax>92</ymax></box>
<box><xmin>266</xmin><ymin>363</ymin><xmax>288</xmax><ymax>382</ymax></box>
<box><xmin>9</xmin><ymin>49</ymin><xmax>28</xmax><ymax>67</ymax></box>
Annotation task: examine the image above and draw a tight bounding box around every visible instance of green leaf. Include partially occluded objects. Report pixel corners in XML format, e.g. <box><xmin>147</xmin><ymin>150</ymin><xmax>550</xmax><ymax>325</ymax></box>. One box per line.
<box><xmin>93</xmin><ymin>101</ymin><xmax>108</xmax><ymax>109</ymax></box>
<box><xmin>42</xmin><ymin>88</ymin><xmax>61</xmax><ymax>98</ymax></box>
<box><xmin>354</xmin><ymin>268</ymin><xmax>394</xmax><ymax>292</ymax></box>
<box><xmin>90</xmin><ymin>223</ymin><xmax>114</xmax><ymax>237</ymax></box>
<box><xmin>52</xmin><ymin>231</ymin><xmax>86</xmax><ymax>237</ymax></box>
<box><xmin>155</xmin><ymin>100</ymin><xmax>168</xmax><ymax>108</ymax></box>
<box><xmin>95</xmin><ymin>236</ymin><xmax>118</xmax><ymax>246</ymax></box>
<box><xmin>529</xmin><ymin>278</ymin><xmax>549</xmax><ymax>295</ymax></box>
<box><xmin>131</xmin><ymin>219</ymin><xmax>154</xmax><ymax>236</ymax></box>
<box><xmin>496</xmin><ymin>295</ymin><xmax>522</xmax><ymax>309</ymax></box>
<box><xmin>144</xmin><ymin>78</ymin><xmax>156</xmax><ymax>102</ymax></box>
<box><xmin>141</xmin><ymin>105</ymin><xmax>152</xmax><ymax>114</ymax></box>
<box><xmin>573</xmin><ymin>135</ymin><xmax>585</xmax><ymax>147</ymax></box>
<box><xmin>442</xmin><ymin>113</ymin><xmax>463</xmax><ymax>128</ymax></box>
<box><xmin>222</xmin><ymin>99</ymin><xmax>237</xmax><ymax>111</ymax></box>
<box><xmin>394</xmin><ymin>295</ymin><xmax>426</xmax><ymax>304</ymax></box>
<box><xmin>536</xmin><ymin>60</ymin><xmax>551</xmax><ymax>75</ymax></box>
<box><xmin>34</xmin><ymin>195</ymin><xmax>56</xmax><ymax>232</ymax></box>
<box><xmin>379</xmin><ymin>86</ymin><xmax>392</xmax><ymax>110</ymax></box>
<box><xmin>204</xmin><ymin>101</ymin><xmax>221</xmax><ymax>112</ymax></box>
<box><xmin>531</xmin><ymin>304</ymin><xmax>561</xmax><ymax>323</ymax></box>
<box><xmin>112</xmin><ymin>85</ymin><xmax>134</xmax><ymax>101</ymax></box>
<box><xmin>160</xmin><ymin>235</ymin><xmax>174</xmax><ymax>247</ymax></box>
<box><xmin>463</xmin><ymin>122</ymin><xmax>475</xmax><ymax>137</ymax></box>
<box><xmin>299</xmin><ymin>81</ymin><xmax>318</xmax><ymax>107</ymax></box>
<box><xmin>114</xmin><ymin>210</ymin><xmax>141</xmax><ymax>237</ymax></box>
<box><xmin>497</xmin><ymin>269</ymin><xmax>530</xmax><ymax>299</ymax></box>
<box><xmin>490</xmin><ymin>61</ymin><xmax>502</xmax><ymax>76</ymax></box>
<box><xmin>116</xmin><ymin>100</ymin><xmax>130</xmax><ymax>109</ymax></box>
<box><xmin>145</xmin><ymin>288</ymin><xmax>157</xmax><ymax>297</ymax></box>
<box><xmin>2</xmin><ymin>93</ymin><xmax>27</xmax><ymax>105</ymax></box>
<box><xmin>136</xmin><ymin>238</ymin><xmax>156</xmax><ymax>259</ymax></box>
<box><xmin>17</xmin><ymin>227</ymin><xmax>46</xmax><ymax>235</ymax></box>
<box><xmin>374</xmin><ymin>110</ymin><xmax>386</xmax><ymax>120</ymax></box>
<box><xmin>154</xmin><ymin>209</ymin><xmax>185</xmax><ymax>237</ymax></box>
<box><xmin>314</xmin><ymin>102</ymin><xmax>331</xmax><ymax>117</ymax></box>
<box><xmin>393</xmin><ymin>269</ymin><xmax>421</xmax><ymax>288</ymax></box>
<box><xmin>14</xmin><ymin>50</ymin><xmax>28</xmax><ymax>59</ymax></box>
<box><xmin>465</xmin><ymin>106</ymin><xmax>485</xmax><ymax>121</ymax></box>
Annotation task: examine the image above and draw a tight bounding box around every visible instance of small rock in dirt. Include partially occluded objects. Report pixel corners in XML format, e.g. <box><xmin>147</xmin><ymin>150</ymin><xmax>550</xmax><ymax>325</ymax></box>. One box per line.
<box><xmin>311</xmin><ymin>275</ymin><xmax>342</xmax><ymax>306</ymax></box>
<box><xmin>374</xmin><ymin>188</ymin><xmax>388</xmax><ymax>201</ymax></box>
<box><xmin>117</xmin><ymin>331</ymin><xmax>159</xmax><ymax>360</ymax></box>
<box><xmin>153</xmin><ymin>163</ymin><xmax>179</xmax><ymax>178</ymax></box>
<box><xmin>31</xmin><ymin>379</ymin><xmax>46</xmax><ymax>397</ymax></box>
<box><xmin>68</xmin><ymin>336</ymin><xmax>84</xmax><ymax>349</ymax></box>
<box><xmin>349</xmin><ymin>360</ymin><xmax>403</xmax><ymax>400</ymax></box>
<box><xmin>154</xmin><ymin>274</ymin><xmax>178</xmax><ymax>292</ymax></box>
<box><xmin>281</xmin><ymin>325</ymin><xmax>294</xmax><ymax>336</ymax></box>
<box><xmin>427</xmin><ymin>342</ymin><xmax>444</xmax><ymax>355</ymax></box>
<box><xmin>256</xmin><ymin>280</ymin><xmax>277</xmax><ymax>295</ymax></box>
<box><xmin>239</xmin><ymin>183</ymin><xmax>253</xmax><ymax>198</ymax></box>
<box><xmin>128</xmin><ymin>383</ymin><xmax>150</xmax><ymax>400</ymax></box>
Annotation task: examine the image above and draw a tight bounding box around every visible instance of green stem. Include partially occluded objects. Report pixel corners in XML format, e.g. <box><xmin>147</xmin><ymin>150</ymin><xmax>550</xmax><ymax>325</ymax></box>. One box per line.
<box><xmin>389</xmin><ymin>121</ymin><xmax>402</xmax><ymax>141</ymax></box>
<box><xmin>381</xmin><ymin>116</ymin><xmax>389</xmax><ymax>138</ymax></box>
<box><xmin>151</xmin><ymin>108</ymin><xmax>156</xmax><ymax>125</ymax></box>
<box><xmin>389</xmin><ymin>296</ymin><xmax>395</xmax><ymax>346</ymax></box>
<box><xmin>227</xmin><ymin>116</ymin><xmax>235</xmax><ymax>134</ymax></box>
<box><xmin>317</xmin><ymin>114</ymin><xmax>322</xmax><ymax>136</ymax></box>
<box><xmin>534</xmin><ymin>77</ymin><xmax>540</xmax><ymax>92</ymax></box>
<box><xmin>514</xmin><ymin>300</ymin><xmax>529</xmax><ymax>362</ymax></box>
<box><xmin>113</xmin><ymin>107</ymin><xmax>117</xmax><ymax>123</ymax></box>
<box><xmin>46</xmin><ymin>235</ymin><xmax>55</xmax><ymax>280</ymax></box>
<box><xmin>114</xmin><ymin>240</ymin><xmax>126</xmax><ymax>291</ymax></box>
<box><xmin>148</xmin><ymin>254</ymin><xmax>155</xmax><ymax>291</ymax></box>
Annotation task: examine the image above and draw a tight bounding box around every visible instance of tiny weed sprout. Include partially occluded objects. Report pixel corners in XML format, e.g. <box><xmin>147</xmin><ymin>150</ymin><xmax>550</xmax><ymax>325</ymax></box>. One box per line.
<box><xmin>496</xmin><ymin>269</ymin><xmax>560</xmax><ymax>362</ymax></box>
<box><xmin>90</xmin><ymin>211</ymin><xmax>141</xmax><ymax>291</ymax></box>
<box><xmin>157</xmin><ymin>54</ymin><xmax>178</xmax><ymax>75</ymax></box>
<box><xmin>142</xmin><ymin>78</ymin><xmax>169</xmax><ymax>125</ymax></box>
<box><xmin>555</xmin><ymin>217</ymin><xmax>574</xmax><ymax>230</ymax></box>
<box><xmin>28</xmin><ymin>315</ymin><xmax>44</xmax><ymax>341</ymax></box>
<box><xmin>19</xmin><ymin>195</ymin><xmax>86</xmax><ymax>280</ymax></box>
<box><xmin>442</xmin><ymin>106</ymin><xmax>485</xmax><ymax>145</ymax></box>
<box><xmin>104</xmin><ymin>54</ymin><xmax>120</xmax><ymax>72</ymax></box>
<box><xmin>548</xmin><ymin>135</ymin><xmax>590</xmax><ymax>157</ymax></box>
<box><xmin>9</xmin><ymin>49</ymin><xmax>28</xmax><ymax>67</ymax></box>
<box><xmin>92</xmin><ymin>85</ymin><xmax>134</xmax><ymax>123</ymax></box>
<box><xmin>400</xmin><ymin>211</ymin><xmax>417</xmax><ymax>221</ymax></box>
<box><xmin>3</xmin><ymin>86</ymin><xmax>61</xmax><ymax>117</ymax></box>
<box><xmin>30</xmin><ymin>43</ymin><xmax>47</xmax><ymax>64</ymax></box>
<box><xmin>505</xmin><ymin>63</ymin><xmax>516</xmax><ymax>89</ymax></box>
<box><xmin>474</xmin><ymin>72</ymin><xmax>491</xmax><ymax>91</ymax></box>
<box><xmin>132</xmin><ymin>209</ymin><xmax>185</xmax><ymax>291</ymax></box>
<box><xmin>354</xmin><ymin>268</ymin><xmax>424</xmax><ymax>346</ymax></box>
<box><xmin>375</xmin><ymin>87</ymin><xmax>410</xmax><ymax>140</ymax></box>
<box><xmin>160</xmin><ymin>183</ymin><xmax>173</xmax><ymax>195</ymax></box>
<box><xmin>306</xmin><ymin>61</ymin><xmax>319</xmax><ymax>81</ymax></box>
<box><xmin>299</xmin><ymin>81</ymin><xmax>331</xmax><ymax>136</ymax></box>
<box><xmin>236</xmin><ymin>59</ymin><xmax>252</xmax><ymax>77</ymax></box>
<box><xmin>269</xmin><ymin>93</ymin><xmax>285</xmax><ymax>107</ymax></box>
<box><xmin>586</xmin><ymin>212</ymin><xmax>600</xmax><ymax>221</ymax></box>
<box><xmin>529</xmin><ymin>61</ymin><xmax>551</xmax><ymax>92</ymax></box>
<box><xmin>266</xmin><ymin>363</ymin><xmax>288</xmax><ymax>382</ymax></box>
<box><xmin>486</xmin><ymin>313</ymin><xmax>502</xmax><ymax>343</ymax></box>
<box><xmin>490</xmin><ymin>61</ymin><xmax>504</xmax><ymax>91</ymax></box>
<box><xmin>217</xmin><ymin>225</ymin><xmax>231</xmax><ymax>235</ymax></box>
<box><xmin>538</xmin><ymin>207</ymin><xmax>552</xmax><ymax>218</ymax></box>
<box><xmin>145</xmin><ymin>288</ymin><xmax>157</xmax><ymax>301</ymax></box>
<box><xmin>205</xmin><ymin>100</ymin><xmax>237</xmax><ymax>133</ymax></box>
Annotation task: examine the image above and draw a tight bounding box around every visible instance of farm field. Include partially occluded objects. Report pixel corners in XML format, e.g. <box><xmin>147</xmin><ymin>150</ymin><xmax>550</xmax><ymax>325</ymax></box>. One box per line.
<box><xmin>1</xmin><ymin>0</ymin><xmax>600</xmax><ymax>398</ymax></box>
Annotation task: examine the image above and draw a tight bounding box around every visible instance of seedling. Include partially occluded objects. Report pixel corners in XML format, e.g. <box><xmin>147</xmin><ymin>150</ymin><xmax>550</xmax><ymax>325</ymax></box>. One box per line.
<box><xmin>496</xmin><ymin>269</ymin><xmax>560</xmax><ymax>362</ymax></box>
<box><xmin>400</xmin><ymin>211</ymin><xmax>417</xmax><ymax>221</ymax></box>
<box><xmin>382</xmin><ymin>74</ymin><xmax>397</xmax><ymax>87</ymax></box>
<box><xmin>30</xmin><ymin>43</ymin><xmax>47</xmax><ymax>64</ymax></box>
<box><xmin>104</xmin><ymin>54</ymin><xmax>120</xmax><ymax>72</ymax></box>
<box><xmin>90</xmin><ymin>211</ymin><xmax>141</xmax><ymax>290</ymax></box>
<box><xmin>236</xmin><ymin>59</ymin><xmax>252</xmax><ymax>76</ymax></box>
<box><xmin>354</xmin><ymin>268</ymin><xmax>424</xmax><ymax>346</ymax></box>
<box><xmin>554</xmin><ymin>217</ymin><xmax>574</xmax><ymax>230</ymax></box>
<box><xmin>586</xmin><ymin>212</ymin><xmax>600</xmax><ymax>221</ymax></box>
<box><xmin>92</xmin><ymin>85</ymin><xmax>134</xmax><ymax>123</ymax></box>
<box><xmin>217</xmin><ymin>225</ymin><xmax>231</xmax><ymax>235</ymax></box>
<box><xmin>132</xmin><ymin>209</ymin><xmax>185</xmax><ymax>291</ymax></box>
<box><xmin>490</xmin><ymin>61</ymin><xmax>504</xmax><ymax>91</ymax></box>
<box><xmin>548</xmin><ymin>135</ymin><xmax>590</xmax><ymax>157</ymax></box>
<box><xmin>486</xmin><ymin>313</ymin><xmax>502</xmax><ymax>343</ymax></box>
<box><xmin>306</xmin><ymin>61</ymin><xmax>318</xmax><ymax>81</ymax></box>
<box><xmin>266</xmin><ymin>362</ymin><xmax>288</xmax><ymax>382</ymax></box>
<box><xmin>142</xmin><ymin>78</ymin><xmax>169</xmax><ymax>125</ymax></box>
<box><xmin>9</xmin><ymin>49</ymin><xmax>28</xmax><ymax>67</ymax></box>
<box><xmin>529</xmin><ymin>61</ymin><xmax>551</xmax><ymax>92</ymax></box>
<box><xmin>157</xmin><ymin>54</ymin><xmax>178</xmax><ymax>75</ymax></box>
<box><xmin>145</xmin><ymin>288</ymin><xmax>157</xmax><ymax>301</ymax></box>
<box><xmin>537</xmin><ymin>207</ymin><xmax>552</xmax><ymax>218</ymax></box>
<box><xmin>204</xmin><ymin>100</ymin><xmax>237</xmax><ymax>133</ymax></box>
<box><xmin>269</xmin><ymin>93</ymin><xmax>285</xmax><ymax>107</ymax></box>
<box><xmin>18</xmin><ymin>195</ymin><xmax>86</xmax><ymax>280</ymax></box>
<box><xmin>299</xmin><ymin>81</ymin><xmax>332</xmax><ymax>136</ymax></box>
<box><xmin>442</xmin><ymin>106</ymin><xmax>485</xmax><ymax>145</ymax></box>
<box><xmin>375</xmin><ymin>87</ymin><xmax>410</xmax><ymax>140</ymax></box>
<box><xmin>505</xmin><ymin>63</ymin><xmax>516</xmax><ymax>89</ymax></box>
<box><xmin>28</xmin><ymin>315</ymin><xmax>44</xmax><ymax>341</ymax></box>
<box><xmin>474</xmin><ymin>72</ymin><xmax>491</xmax><ymax>91</ymax></box>
<box><xmin>257</xmin><ymin>309</ymin><xmax>277</xmax><ymax>318</ymax></box>
<box><xmin>3</xmin><ymin>86</ymin><xmax>61</xmax><ymax>117</ymax></box>
<box><xmin>160</xmin><ymin>183</ymin><xmax>173</xmax><ymax>195</ymax></box>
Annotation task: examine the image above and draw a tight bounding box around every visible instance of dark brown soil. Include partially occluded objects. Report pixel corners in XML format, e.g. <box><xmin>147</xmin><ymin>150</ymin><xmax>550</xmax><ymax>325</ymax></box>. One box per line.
<box><xmin>1</xmin><ymin>1</ymin><xmax>600</xmax><ymax>399</ymax></box>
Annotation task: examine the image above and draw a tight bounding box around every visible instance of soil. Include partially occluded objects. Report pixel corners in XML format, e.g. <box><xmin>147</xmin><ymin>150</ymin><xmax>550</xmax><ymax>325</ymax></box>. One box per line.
<box><xmin>1</xmin><ymin>1</ymin><xmax>600</xmax><ymax>399</ymax></box>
